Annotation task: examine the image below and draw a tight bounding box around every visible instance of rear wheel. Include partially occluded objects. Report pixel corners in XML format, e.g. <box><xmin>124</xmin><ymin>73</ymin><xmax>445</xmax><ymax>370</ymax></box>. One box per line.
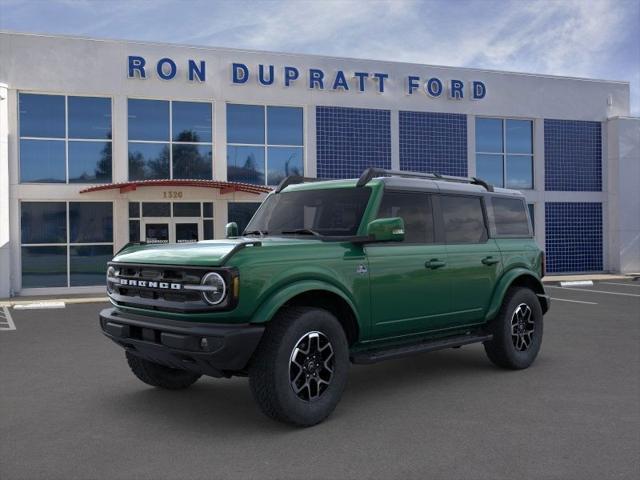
<box><xmin>249</xmin><ymin>307</ymin><xmax>349</xmax><ymax>427</ymax></box>
<box><xmin>484</xmin><ymin>287</ymin><xmax>543</xmax><ymax>369</ymax></box>
<box><xmin>126</xmin><ymin>351</ymin><xmax>201</xmax><ymax>390</ymax></box>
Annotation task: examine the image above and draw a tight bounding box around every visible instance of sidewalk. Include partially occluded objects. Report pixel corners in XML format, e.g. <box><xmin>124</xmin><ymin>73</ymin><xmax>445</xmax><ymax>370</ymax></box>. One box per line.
<box><xmin>1</xmin><ymin>274</ymin><xmax>637</xmax><ymax>306</ymax></box>
<box><xmin>542</xmin><ymin>273</ymin><xmax>638</xmax><ymax>283</ymax></box>
<box><xmin>0</xmin><ymin>293</ymin><xmax>108</xmax><ymax>307</ymax></box>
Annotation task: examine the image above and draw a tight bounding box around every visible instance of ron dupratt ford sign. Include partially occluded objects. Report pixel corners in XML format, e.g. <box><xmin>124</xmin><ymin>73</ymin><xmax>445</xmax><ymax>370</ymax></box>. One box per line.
<box><xmin>127</xmin><ymin>56</ymin><xmax>487</xmax><ymax>100</ymax></box>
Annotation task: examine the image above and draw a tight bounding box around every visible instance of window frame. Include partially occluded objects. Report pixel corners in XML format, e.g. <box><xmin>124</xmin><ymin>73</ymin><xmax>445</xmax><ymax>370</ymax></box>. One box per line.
<box><xmin>486</xmin><ymin>195</ymin><xmax>534</xmax><ymax>239</ymax></box>
<box><xmin>437</xmin><ymin>193</ymin><xmax>490</xmax><ymax>245</ymax></box>
<box><xmin>374</xmin><ymin>189</ymin><xmax>438</xmax><ymax>245</ymax></box>
<box><xmin>19</xmin><ymin>200</ymin><xmax>115</xmax><ymax>289</ymax></box>
<box><xmin>226</xmin><ymin>102</ymin><xmax>306</xmax><ymax>186</ymax></box>
<box><xmin>127</xmin><ymin>98</ymin><xmax>214</xmax><ymax>181</ymax></box>
<box><xmin>475</xmin><ymin>116</ymin><xmax>534</xmax><ymax>190</ymax></box>
<box><xmin>18</xmin><ymin>92</ymin><xmax>114</xmax><ymax>185</ymax></box>
<box><xmin>128</xmin><ymin>201</ymin><xmax>214</xmax><ymax>242</ymax></box>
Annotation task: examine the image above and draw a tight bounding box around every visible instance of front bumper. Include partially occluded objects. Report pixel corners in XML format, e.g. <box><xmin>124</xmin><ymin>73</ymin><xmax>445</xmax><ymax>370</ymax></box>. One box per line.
<box><xmin>99</xmin><ymin>308</ymin><xmax>264</xmax><ymax>377</ymax></box>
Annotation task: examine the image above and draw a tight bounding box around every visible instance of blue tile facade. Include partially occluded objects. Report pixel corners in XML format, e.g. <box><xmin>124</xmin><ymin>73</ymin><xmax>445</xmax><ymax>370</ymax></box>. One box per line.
<box><xmin>544</xmin><ymin>119</ymin><xmax>602</xmax><ymax>191</ymax></box>
<box><xmin>399</xmin><ymin>111</ymin><xmax>467</xmax><ymax>176</ymax></box>
<box><xmin>545</xmin><ymin>202</ymin><xmax>603</xmax><ymax>273</ymax></box>
<box><xmin>316</xmin><ymin>106</ymin><xmax>391</xmax><ymax>179</ymax></box>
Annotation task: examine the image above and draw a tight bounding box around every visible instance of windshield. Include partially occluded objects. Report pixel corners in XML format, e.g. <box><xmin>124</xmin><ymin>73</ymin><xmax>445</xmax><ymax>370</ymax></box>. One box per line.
<box><xmin>244</xmin><ymin>187</ymin><xmax>372</xmax><ymax>237</ymax></box>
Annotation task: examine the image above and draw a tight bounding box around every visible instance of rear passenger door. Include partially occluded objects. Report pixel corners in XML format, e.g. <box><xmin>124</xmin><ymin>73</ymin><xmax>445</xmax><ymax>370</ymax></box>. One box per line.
<box><xmin>366</xmin><ymin>190</ymin><xmax>453</xmax><ymax>340</ymax></box>
<box><xmin>438</xmin><ymin>194</ymin><xmax>501</xmax><ymax>325</ymax></box>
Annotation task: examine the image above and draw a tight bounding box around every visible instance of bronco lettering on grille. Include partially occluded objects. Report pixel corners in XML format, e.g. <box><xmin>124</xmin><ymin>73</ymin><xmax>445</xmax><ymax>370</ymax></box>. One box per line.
<box><xmin>118</xmin><ymin>278</ymin><xmax>182</xmax><ymax>290</ymax></box>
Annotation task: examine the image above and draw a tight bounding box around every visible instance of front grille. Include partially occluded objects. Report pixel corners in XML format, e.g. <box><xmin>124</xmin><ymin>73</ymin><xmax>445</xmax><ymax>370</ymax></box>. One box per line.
<box><xmin>108</xmin><ymin>263</ymin><xmax>212</xmax><ymax>313</ymax></box>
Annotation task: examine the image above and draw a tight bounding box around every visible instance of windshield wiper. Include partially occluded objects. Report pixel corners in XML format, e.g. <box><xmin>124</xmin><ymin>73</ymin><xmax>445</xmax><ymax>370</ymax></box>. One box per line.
<box><xmin>243</xmin><ymin>229</ymin><xmax>268</xmax><ymax>237</ymax></box>
<box><xmin>280</xmin><ymin>228</ymin><xmax>323</xmax><ymax>238</ymax></box>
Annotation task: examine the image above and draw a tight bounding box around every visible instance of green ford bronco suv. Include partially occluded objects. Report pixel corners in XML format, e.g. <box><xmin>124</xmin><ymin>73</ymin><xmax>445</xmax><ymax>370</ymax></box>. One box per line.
<box><xmin>100</xmin><ymin>168</ymin><xmax>549</xmax><ymax>426</ymax></box>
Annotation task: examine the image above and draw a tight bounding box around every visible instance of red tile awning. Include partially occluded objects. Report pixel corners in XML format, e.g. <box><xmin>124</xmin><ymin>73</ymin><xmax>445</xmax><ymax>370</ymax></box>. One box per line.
<box><xmin>79</xmin><ymin>179</ymin><xmax>273</xmax><ymax>195</ymax></box>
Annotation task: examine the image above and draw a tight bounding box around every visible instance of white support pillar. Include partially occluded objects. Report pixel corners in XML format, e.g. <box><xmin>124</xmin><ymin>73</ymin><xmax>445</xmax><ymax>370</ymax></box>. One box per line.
<box><xmin>214</xmin><ymin>101</ymin><xmax>227</xmax><ymax>182</ymax></box>
<box><xmin>466</xmin><ymin>115</ymin><xmax>476</xmax><ymax>176</ymax></box>
<box><xmin>306</xmin><ymin>105</ymin><xmax>317</xmax><ymax>178</ymax></box>
<box><xmin>607</xmin><ymin>117</ymin><xmax>640</xmax><ymax>273</ymax></box>
<box><xmin>0</xmin><ymin>83</ymin><xmax>10</xmax><ymax>297</ymax></box>
<box><xmin>533</xmin><ymin>117</ymin><xmax>546</xmax><ymax>251</ymax></box>
<box><xmin>390</xmin><ymin>109</ymin><xmax>400</xmax><ymax>170</ymax></box>
<box><xmin>112</xmin><ymin>95</ymin><xmax>128</xmax><ymax>183</ymax></box>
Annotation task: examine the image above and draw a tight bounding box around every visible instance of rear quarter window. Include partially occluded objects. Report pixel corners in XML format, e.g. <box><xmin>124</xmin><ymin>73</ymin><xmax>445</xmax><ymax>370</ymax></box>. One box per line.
<box><xmin>489</xmin><ymin>196</ymin><xmax>532</xmax><ymax>237</ymax></box>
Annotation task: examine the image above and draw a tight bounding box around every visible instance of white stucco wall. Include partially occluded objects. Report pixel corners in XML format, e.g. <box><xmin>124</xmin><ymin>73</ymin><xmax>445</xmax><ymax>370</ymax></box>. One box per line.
<box><xmin>0</xmin><ymin>83</ymin><xmax>10</xmax><ymax>297</ymax></box>
<box><xmin>607</xmin><ymin>117</ymin><xmax>640</xmax><ymax>273</ymax></box>
<box><xmin>0</xmin><ymin>32</ymin><xmax>631</xmax><ymax>120</ymax></box>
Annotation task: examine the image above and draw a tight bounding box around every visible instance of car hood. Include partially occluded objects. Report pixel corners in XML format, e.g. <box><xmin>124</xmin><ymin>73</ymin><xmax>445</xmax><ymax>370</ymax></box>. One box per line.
<box><xmin>112</xmin><ymin>237</ymin><xmax>322</xmax><ymax>267</ymax></box>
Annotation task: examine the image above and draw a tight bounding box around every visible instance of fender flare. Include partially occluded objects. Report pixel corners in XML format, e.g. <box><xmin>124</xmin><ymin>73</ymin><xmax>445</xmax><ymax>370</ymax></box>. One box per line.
<box><xmin>485</xmin><ymin>269</ymin><xmax>546</xmax><ymax>321</ymax></box>
<box><xmin>249</xmin><ymin>279</ymin><xmax>360</xmax><ymax>325</ymax></box>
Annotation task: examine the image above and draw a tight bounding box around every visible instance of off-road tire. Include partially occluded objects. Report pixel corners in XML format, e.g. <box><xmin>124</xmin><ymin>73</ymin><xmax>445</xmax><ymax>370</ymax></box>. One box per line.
<box><xmin>126</xmin><ymin>351</ymin><xmax>201</xmax><ymax>389</ymax></box>
<box><xmin>249</xmin><ymin>307</ymin><xmax>349</xmax><ymax>427</ymax></box>
<box><xmin>484</xmin><ymin>287</ymin><xmax>543</xmax><ymax>369</ymax></box>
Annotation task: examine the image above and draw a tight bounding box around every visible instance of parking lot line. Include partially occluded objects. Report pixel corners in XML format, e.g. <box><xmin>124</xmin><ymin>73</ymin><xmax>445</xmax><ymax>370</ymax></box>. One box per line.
<box><xmin>546</xmin><ymin>286</ymin><xmax>640</xmax><ymax>297</ymax></box>
<box><xmin>600</xmin><ymin>282</ymin><xmax>640</xmax><ymax>288</ymax></box>
<box><xmin>0</xmin><ymin>306</ymin><xmax>16</xmax><ymax>331</ymax></box>
<box><xmin>550</xmin><ymin>297</ymin><xmax>598</xmax><ymax>305</ymax></box>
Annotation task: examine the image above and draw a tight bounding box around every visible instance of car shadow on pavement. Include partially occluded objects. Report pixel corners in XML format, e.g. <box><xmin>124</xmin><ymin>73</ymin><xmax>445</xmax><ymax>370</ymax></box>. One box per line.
<box><xmin>100</xmin><ymin>346</ymin><xmax>502</xmax><ymax>433</ymax></box>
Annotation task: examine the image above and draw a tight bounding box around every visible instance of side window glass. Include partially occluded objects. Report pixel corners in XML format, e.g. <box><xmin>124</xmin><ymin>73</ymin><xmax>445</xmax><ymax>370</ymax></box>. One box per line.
<box><xmin>491</xmin><ymin>197</ymin><xmax>531</xmax><ymax>236</ymax></box>
<box><xmin>440</xmin><ymin>195</ymin><xmax>488</xmax><ymax>244</ymax></box>
<box><xmin>377</xmin><ymin>191</ymin><xmax>434</xmax><ymax>243</ymax></box>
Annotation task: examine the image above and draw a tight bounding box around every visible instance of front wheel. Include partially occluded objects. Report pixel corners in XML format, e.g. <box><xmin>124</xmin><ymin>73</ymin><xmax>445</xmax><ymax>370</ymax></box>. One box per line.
<box><xmin>248</xmin><ymin>307</ymin><xmax>349</xmax><ymax>427</ymax></box>
<box><xmin>484</xmin><ymin>287</ymin><xmax>544</xmax><ymax>369</ymax></box>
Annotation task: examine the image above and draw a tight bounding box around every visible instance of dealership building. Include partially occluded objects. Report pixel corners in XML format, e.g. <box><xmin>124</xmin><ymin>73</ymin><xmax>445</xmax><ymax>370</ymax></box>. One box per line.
<box><xmin>0</xmin><ymin>31</ymin><xmax>638</xmax><ymax>297</ymax></box>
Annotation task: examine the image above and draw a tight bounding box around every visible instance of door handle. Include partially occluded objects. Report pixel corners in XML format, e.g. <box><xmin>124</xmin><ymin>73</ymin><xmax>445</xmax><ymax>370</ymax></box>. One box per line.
<box><xmin>481</xmin><ymin>256</ymin><xmax>500</xmax><ymax>266</ymax></box>
<box><xmin>425</xmin><ymin>259</ymin><xmax>446</xmax><ymax>269</ymax></box>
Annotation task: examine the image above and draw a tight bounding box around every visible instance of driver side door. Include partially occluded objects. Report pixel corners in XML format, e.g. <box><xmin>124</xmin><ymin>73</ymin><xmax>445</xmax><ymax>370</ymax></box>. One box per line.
<box><xmin>366</xmin><ymin>191</ymin><xmax>453</xmax><ymax>340</ymax></box>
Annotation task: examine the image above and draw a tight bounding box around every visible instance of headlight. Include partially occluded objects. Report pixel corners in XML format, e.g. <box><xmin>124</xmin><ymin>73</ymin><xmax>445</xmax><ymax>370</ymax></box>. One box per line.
<box><xmin>106</xmin><ymin>266</ymin><xmax>116</xmax><ymax>294</ymax></box>
<box><xmin>200</xmin><ymin>272</ymin><xmax>226</xmax><ymax>305</ymax></box>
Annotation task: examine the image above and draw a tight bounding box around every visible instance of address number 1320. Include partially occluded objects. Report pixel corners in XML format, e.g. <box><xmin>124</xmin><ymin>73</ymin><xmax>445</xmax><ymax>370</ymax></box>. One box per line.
<box><xmin>163</xmin><ymin>191</ymin><xmax>183</xmax><ymax>199</ymax></box>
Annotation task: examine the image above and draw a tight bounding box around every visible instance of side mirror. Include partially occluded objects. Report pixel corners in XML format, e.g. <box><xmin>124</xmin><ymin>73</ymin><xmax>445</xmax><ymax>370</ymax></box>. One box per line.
<box><xmin>225</xmin><ymin>222</ymin><xmax>239</xmax><ymax>238</ymax></box>
<box><xmin>366</xmin><ymin>217</ymin><xmax>405</xmax><ymax>242</ymax></box>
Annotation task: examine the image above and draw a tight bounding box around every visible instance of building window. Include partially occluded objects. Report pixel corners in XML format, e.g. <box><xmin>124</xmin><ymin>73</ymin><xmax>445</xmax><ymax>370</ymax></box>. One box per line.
<box><xmin>227</xmin><ymin>104</ymin><xmax>303</xmax><ymax>185</ymax></box>
<box><xmin>21</xmin><ymin>202</ymin><xmax>113</xmax><ymax>288</ymax></box>
<box><xmin>476</xmin><ymin>118</ymin><xmax>533</xmax><ymax>189</ymax></box>
<box><xmin>228</xmin><ymin>202</ymin><xmax>261</xmax><ymax>234</ymax></box>
<box><xmin>128</xmin><ymin>99</ymin><xmax>213</xmax><ymax>181</ymax></box>
<box><xmin>316</xmin><ymin>106</ymin><xmax>391</xmax><ymax>179</ymax></box>
<box><xmin>545</xmin><ymin>202</ymin><xmax>602</xmax><ymax>273</ymax></box>
<box><xmin>399</xmin><ymin>111</ymin><xmax>467</xmax><ymax>177</ymax></box>
<box><xmin>544</xmin><ymin>119</ymin><xmax>602</xmax><ymax>191</ymax></box>
<box><xmin>19</xmin><ymin>93</ymin><xmax>112</xmax><ymax>184</ymax></box>
<box><xmin>203</xmin><ymin>202</ymin><xmax>214</xmax><ymax>240</ymax></box>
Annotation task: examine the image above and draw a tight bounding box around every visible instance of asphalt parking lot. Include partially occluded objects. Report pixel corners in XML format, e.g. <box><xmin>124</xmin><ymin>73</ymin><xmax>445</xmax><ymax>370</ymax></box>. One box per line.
<box><xmin>1</xmin><ymin>280</ymin><xmax>639</xmax><ymax>480</ymax></box>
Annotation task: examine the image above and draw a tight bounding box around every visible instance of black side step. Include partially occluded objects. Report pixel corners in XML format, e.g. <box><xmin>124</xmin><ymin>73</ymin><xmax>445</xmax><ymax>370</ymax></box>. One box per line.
<box><xmin>350</xmin><ymin>333</ymin><xmax>492</xmax><ymax>365</ymax></box>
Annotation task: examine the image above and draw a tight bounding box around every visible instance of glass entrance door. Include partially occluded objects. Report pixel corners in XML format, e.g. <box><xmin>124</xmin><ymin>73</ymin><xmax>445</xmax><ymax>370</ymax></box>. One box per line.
<box><xmin>141</xmin><ymin>218</ymin><xmax>202</xmax><ymax>244</ymax></box>
<box><xmin>143</xmin><ymin>221</ymin><xmax>170</xmax><ymax>244</ymax></box>
<box><xmin>174</xmin><ymin>219</ymin><xmax>202</xmax><ymax>243</ymax></box>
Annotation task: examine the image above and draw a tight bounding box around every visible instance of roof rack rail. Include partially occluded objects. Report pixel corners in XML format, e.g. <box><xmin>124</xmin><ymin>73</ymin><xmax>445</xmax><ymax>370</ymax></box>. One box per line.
<box><xmin>275</xmin><ymin>175</ymin><xmax>324</xmax><ymax>193</ymax></box>
<box><xmin>356</xmin><ymin>168</ymin><xmax>494</xmax><ymax>192</ymax></box>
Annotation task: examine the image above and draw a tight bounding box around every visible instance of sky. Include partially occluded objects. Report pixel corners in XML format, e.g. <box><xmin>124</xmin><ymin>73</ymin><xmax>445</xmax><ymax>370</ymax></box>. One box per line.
<box><xmin>1</xmin><ymin>0</ymin><xmax>639</xmax><ymax>114</ymax></box>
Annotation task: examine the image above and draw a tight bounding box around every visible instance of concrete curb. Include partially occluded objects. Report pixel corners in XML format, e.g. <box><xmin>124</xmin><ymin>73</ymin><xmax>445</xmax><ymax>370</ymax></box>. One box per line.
<box><xmin>0</xmin><ymin>297</ymin><xmax>109</xmax><ymax>307</ymax></box>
